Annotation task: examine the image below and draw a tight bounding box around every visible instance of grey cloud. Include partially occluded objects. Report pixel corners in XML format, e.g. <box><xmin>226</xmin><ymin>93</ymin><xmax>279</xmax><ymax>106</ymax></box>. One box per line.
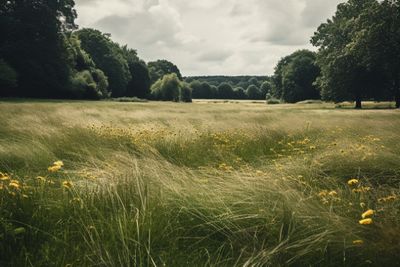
<box><xmin>75</xmin><ymin>0</ymin><xmax>343</xmax><ymax>75</ymax></box>
<box><xmin>197</xmin><ymin>50</ymin><xmax>232</xmax><ymax>62</ymax></box>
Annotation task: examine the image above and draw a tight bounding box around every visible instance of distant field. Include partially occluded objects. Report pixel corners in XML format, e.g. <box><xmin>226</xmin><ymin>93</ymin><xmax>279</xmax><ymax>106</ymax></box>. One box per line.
<box><xmin>0</xmin><ymin>100</ymin><xmax>399</xmax><ymax>266</ymax></box>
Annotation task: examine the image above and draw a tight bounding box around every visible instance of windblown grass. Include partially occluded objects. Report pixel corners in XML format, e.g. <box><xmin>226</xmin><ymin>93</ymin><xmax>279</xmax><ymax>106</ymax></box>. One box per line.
<box><xmin>0</xmin><ymin>100</ymin><xmax>399</xmax><ymax>266</ymax></box>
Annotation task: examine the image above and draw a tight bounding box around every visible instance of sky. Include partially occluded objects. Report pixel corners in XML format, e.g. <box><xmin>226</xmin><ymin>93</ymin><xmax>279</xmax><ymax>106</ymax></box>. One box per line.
<box><xmin>75</xmin><ymin>0</ymin><xmax>344</xmax><ymax>76</ymax></box>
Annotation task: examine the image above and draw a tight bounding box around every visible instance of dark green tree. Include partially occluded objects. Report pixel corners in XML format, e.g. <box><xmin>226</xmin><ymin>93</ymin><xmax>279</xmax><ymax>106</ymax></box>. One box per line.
<box><xmin>148</xmin><ymin>60</ymin><xmax>182</xmax><ymax>84</ymax></box>
<box><xmin>234</xmin><ymin>87</ymin><xmax>247</xmax><ymax>99</ymax></box>
<box><xmin>65</xmin><ymin>33</ymin><xmax>108</xmax><ymax>99</ymax></box>
<box><xmin>179</xmin><ymin>83</ymin><xmax>192</xmax><ymax>102</ymax></box>
<box><xmin>217</xmin><ymin>83</ymin><xmax>234</xmax><ymax>99</ymax></box>
<box><xmin>0</xmin><ymin>0</ymin><xmax>77</xmax><ymax>98</ymax></box>
<box><xmin>272</xmin><ymin>50</ymin><xmax>320</xmax><ymax>103</ymax></box>
<box><xmin>151</xmin><ymin>73</ymin><xmax>181</xmax><ymax>101</ymax></box>
<box><xmin>76</xmin><ymin>28</ymin><xmax>131</xmax><ymax>97</ymax></box>
<box><xmin>311</xmin><ymin>0</ymin><xmax>379</xmax><ymax>108</ymax></box>
<box><xmin>121</xmin><ymin>46</ymin><xmax>151</xmax><ymax>98</ymax></box>
<box><xmin>260</xmin><ymin>81</ymin><xmax>273</xmax><ymax>98</ymax></box>
<box><xmin>246</xmin><ymin>85</ymin><xmax>261</xmax><ymax>100</ymax></box>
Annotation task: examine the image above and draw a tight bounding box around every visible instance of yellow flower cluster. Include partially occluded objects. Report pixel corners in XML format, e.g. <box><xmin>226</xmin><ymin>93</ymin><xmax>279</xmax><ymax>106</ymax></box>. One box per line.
<box><xmin>353</xmin><ymin>239</ymin><xmax>364</xmax><ymax>245</ymax></box>
<box><xmin>359</xmin><ymin>209</ymin><xmax>374</xmax><ymax>225</ymax></box>
<box><xmin>48</xmin><ymin>160</ymin><xmax>64</xmax><ymax>173</ymax></box>
<box><xmin>352</xmin><ymin>186</ymin><xmax>371</xmax><ymax>193</ymax></box>
<box><xmin>0</xmin><ymin>172</ymin><xmax>10</xmax><ymax>181</ymax></box>
<box><xmin>62</xmin><ymin>181</ymin><xmax>73</xmax><ymax>189</ymax></box>
<box><xmin>378</xmin><ymin>195</ymin><xmax>397</xmax><ymax>203</ymax></box>
<box><xmin>347</xmin><ymin>179</ymin><xmax>359</xmax><ymax>186</ymax></box>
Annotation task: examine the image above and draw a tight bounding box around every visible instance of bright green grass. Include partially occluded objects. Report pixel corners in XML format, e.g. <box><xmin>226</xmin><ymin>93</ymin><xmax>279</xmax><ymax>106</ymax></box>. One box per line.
<box><xmin>0</xmin><ymin>100</ymin><xmax>399</xmax><ymax>266</ymax></box>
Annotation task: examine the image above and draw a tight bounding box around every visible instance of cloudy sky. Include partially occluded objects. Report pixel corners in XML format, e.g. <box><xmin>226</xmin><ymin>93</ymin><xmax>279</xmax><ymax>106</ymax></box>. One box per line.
<box><xmin>75</xmin><ymin>0</ymin><xmax>343</xmax><ymax>76</ymax></box>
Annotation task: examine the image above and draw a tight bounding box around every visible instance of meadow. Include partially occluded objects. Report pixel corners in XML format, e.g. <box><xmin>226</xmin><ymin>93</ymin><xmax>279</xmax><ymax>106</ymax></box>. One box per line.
<box><xmin>0</xmin><ymin>100</ymin><xmax>399</xmax><ymax>266</ymax></box>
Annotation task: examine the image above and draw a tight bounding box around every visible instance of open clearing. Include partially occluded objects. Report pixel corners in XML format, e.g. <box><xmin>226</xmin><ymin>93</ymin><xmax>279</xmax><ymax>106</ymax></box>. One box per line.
<box><xmin>0</xmin><ymin>101</ymin><xmax>399</xmax><ymax>266</ymax></box>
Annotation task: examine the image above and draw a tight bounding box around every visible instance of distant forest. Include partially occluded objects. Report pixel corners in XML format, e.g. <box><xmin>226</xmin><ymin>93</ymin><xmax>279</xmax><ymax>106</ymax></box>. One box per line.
<box><xmin>0</xmin><ymin>0</ymin><xmax>399</xmax><ymax>108</ymax></box>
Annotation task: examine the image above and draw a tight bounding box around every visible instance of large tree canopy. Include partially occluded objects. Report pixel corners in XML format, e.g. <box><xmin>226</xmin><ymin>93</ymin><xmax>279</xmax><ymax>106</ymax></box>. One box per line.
<box><xmin>271</xmin><ymin>50</ymin><xmax>320</xmax><ymax>103</ymax></box>
<box><xmin>0</xmin><ymin>0</ymin><xmax>77</xmax><ymax>97</ymax></box>
<box><xmin>75</xmin><ymin>28</ymin><xmax>131</xmax><ymax>97</ymax></box>
<box><xmin>148</xmin><ymin>60</ymin><xmax>182</xmax><ymax>85</ymax></box>
<box><xmin>311</xmin><ymin>0</ymin><xmax>395</xmax><ymax>108</ymax></box>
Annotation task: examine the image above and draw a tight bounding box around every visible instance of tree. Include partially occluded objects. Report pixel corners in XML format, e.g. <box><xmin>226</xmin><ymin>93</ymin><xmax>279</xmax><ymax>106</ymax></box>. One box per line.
<box><xmin>272</xmin><ymin>50</ymin><xmax>320</xmax><ymax>103</ymax></box>
<box><xmin>121</xmin><ymin>46</ymin><xmax>151</xmax><ymax>99</ymax></box>
<box><xmin>311</xmin><ymin>0</ymin><xmax>379</xmax><ymax>108</ymax></box>
<box><xmin>260</xmin><ymin>81</ymin><xmax>273</xmax><ymax>98</ymax></box>
<box><xmin>246</xmin><ymin>85</ymin><xmax>262</xmax><ymax>100</ymax></box>
<box><xmin>217</xmin><ymin>83</ymin><xmax>234</xmax><ymax>99</ymax></box>
<box><xmin>148</xmin><ymin>60</ymin><xmax>182</xmax><ymax>84</ymax></box>
<box><xmin>0</xmin><ymin>0</ymin><xmax>77</xmax><ymax>98</ymax></box>
<box><xmin>234</xmin><ymin>87</ymin><xmax>247</xmax><ymax>99</ymax></box>
<box><xmin>151</xmin><ymin>73</ymin><xmax>181</xmax><ymax>101</ymax></box>
<box><xmin>76</xmin><ymin>28</ymin><xmax>131</xmax><ymax>97</ymax></box>
<box><xmin>65</xmin><ymin>33</ymin><xmax>109</xmax><ymax>99</ymax></box>
<box><xmin>348</xmin><ymin>0</ymin><xmax>400</xmax><ymax>107</ymax></box>
<box><xmin>179</xmin><ymin>83</ymin><xmax>192</xmax><ymax>102</ymax></box>
<box><xmin>190</xmin><ymin>80</ymin><xmax>213</xmax><ymax>99</ymax></box>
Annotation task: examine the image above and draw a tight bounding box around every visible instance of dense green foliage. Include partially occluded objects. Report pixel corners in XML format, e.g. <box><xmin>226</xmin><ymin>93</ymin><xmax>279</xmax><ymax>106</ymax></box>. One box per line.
<box><xmin>0</xmin><ymin>0</ymin><xmax>77</xmax><ymax>98</ymax></box>
<box><xmin>311</xmin><ymin>0</ymin><xmax>400</xmax><ymax>108</ymax></box>
<box><xmin>186</xmin><ymin>76</ymin><xmax>269</xmax><ymax>99</ymax></box>
<box><xmin>65</xmin><ymin>33</ymin><xmax>109</xmax><ymax>99</ymax></box>
<box><xmin>0</xmin><ymin>2</ymin><xmax>163</xmax><ymax>101</ymax></box>
<box><xmin>217</xmin><ymin>82</ymin><xmax>235</xmax><ymax>99</ymax></box>
<box><xmin>151</xmin><ymin>73</ymin><xmax>191</xmax><ymax>102</ymax></box>
<box><xmin>75</xmin><ymin>29</ymin><xmax>131</xmax><ymax>97</ymax></box>
<box><xmin>271</xmin><ymin>50</ymin><xmax>320</xmax><ymax>103</ymax></box>
<box><xmin>148</xmin><ymin>60</ymin><xmax>183</xmax><ymax>85</ymax></box>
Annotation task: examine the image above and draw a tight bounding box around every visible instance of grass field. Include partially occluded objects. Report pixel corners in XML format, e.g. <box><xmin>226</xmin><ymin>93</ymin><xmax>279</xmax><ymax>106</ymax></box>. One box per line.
<box><xmin>0</xmin><ymin>100</ymin><xmax>399</xmax><ymax>266</ymax></box>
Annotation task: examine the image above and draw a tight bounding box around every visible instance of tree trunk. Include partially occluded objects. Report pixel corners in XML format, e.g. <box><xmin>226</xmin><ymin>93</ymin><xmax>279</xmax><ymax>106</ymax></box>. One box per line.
<box><xmin>355</xmin><ymin>98</ymin><xmax>362</xmax><ymax>109</ymax></box>
<box><xmin>396</xmin><ymin>93</ymin><xmax>400</xmax><ymax>109</ymax></box>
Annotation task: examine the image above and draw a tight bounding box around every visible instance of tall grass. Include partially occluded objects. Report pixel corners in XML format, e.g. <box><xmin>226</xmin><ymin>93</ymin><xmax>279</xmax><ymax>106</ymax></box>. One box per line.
<box><xmin>0</xmin><ymin>100</ymin><xmax>399</xmax><ymax>266</ymax></box>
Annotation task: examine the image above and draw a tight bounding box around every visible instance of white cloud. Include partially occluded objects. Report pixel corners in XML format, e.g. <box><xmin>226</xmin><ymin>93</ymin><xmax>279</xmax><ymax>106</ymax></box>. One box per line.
<box><xmin>75</xmin><ymin>0</ymin><xmax>344</xmax><ymax>76</ymax></box>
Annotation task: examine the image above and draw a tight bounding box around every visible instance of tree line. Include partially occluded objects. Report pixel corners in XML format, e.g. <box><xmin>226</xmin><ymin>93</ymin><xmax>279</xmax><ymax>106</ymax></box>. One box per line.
<box><xmin>184</xmin><ymin>76</ymin><xmax>272</xmax><ymax>100</ymax></box>
<box><xmin>0</xmin><ymin>0</ymin><xmax>189</xmax><ymax>102</ymax></box>
<box><xmin>1</xmin><ymin>0</ymin><xmax>399</xmax><ymax>108</ymax></box>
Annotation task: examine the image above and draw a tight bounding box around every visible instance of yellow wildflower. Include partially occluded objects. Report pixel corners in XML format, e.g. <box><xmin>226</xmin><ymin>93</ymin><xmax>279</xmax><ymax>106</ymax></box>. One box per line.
<box><xmin>359</xmin><ymin>218</ymin><xmax>373</xmax><ymax>225</ymax></box>
<box><xmin>0</xmin><ymin>173</ymin><xmax>9</xmax><ymax>181</ymax></box>
<box><xmin>361</xmin><ymin>209</ymin><xmax>374</xmax><ymax>219</ymax></box>
<box><xmin>328</xmin><ymin>190</ymin><xmax>338</xmax><ymax>197</ymax></box>
<box><xmin>353</xmin><ymin>240</ymin><xmax>364</xmax><ymax>245</ymax></box>
<box><xmin>62</xmin><ymin>181</ymin><xmax>73</xmax><ymax>189</ymax></box>
<box><xmin>48</xmin><ymin>165</ymin><xmax>62</xmax><ymax>173</ymax></box>
<box><xmin>347</xmin><ymin>179</ymin><xmax>359</xmax><ymax>186</ymax></box>
<box><xmin>53</xmin><ymin>160</ymin><xmax>64</xmax><ymax>167</ymax></box>
<box><xmin>378</xmin><ymin>195</ymin><xmax>397</xmax><ymax>203</ymax></box>
<box><xmin>352</xmin><ymin>187</ymin><xmax>371</xmax><ymax>193</ymax></box>
<box><xmin>9</xmin><ymin>180</ymin><xmax>20</xmax><ymax>189</ymax></box>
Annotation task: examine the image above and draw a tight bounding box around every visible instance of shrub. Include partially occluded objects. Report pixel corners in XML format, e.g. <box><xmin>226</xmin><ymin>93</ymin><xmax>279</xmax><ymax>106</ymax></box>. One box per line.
<box><xmin>266</xmin><ymin>98</ymin><xmax>281</xmax><ymax>104</ymax></box>
<box><xmin>71</xmin><ymin>70</ymin><xmax>102</xmax><ymax>99</ymax></box>
<box><xmin>179</xmin><ymin>83</ymin><xmax>192</xmax><ymax>102</ymax></box>
<box><xmin>151</xmin><ymin>73</ymin><xmax>181</xmax><ymax>102</ymax></box>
